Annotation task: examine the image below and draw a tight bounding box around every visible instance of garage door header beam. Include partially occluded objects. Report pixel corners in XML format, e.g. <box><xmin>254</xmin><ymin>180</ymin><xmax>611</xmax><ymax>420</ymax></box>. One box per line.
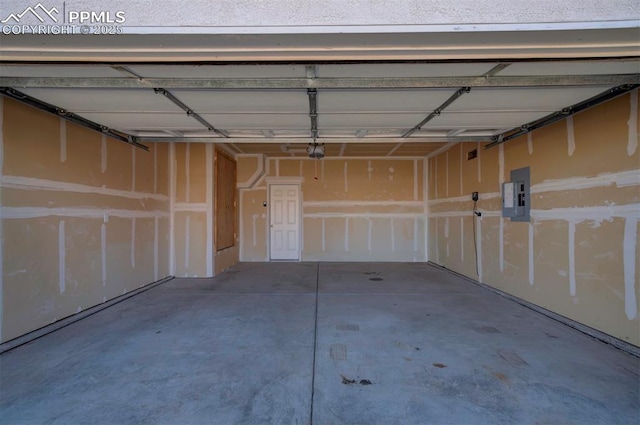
<box><xmin>2</xmin><ymin>74</ymin><xmax>638</xmax><ymax>89</ymax></box>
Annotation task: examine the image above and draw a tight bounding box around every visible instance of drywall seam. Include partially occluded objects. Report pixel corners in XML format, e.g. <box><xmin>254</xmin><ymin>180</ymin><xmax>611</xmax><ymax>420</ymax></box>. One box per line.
<box><xmin>131</xmin><ymin>146</ymin><xmax>136</xmax><ymax>192</ymax></box>
<box><xmin>569</xmin><ymin>221</ymin><xmax>576</xmax><ymax>296</ymax></box>
<box><xmin>154</xmin><ymin>217</ymin><xmax>159</xmax><ymax>281</ymax></box>
<box><xmin>0</xmin><ymin>96</ymin><xmax>3</xmax><ymax>342</ymax></box>
<box><xmin>428</xmin><ymin>192</ymin><xmax>500</xmax><ymax>206</ymax></box>
<box><xmin>477</xmin><ymin>141</ymin><xmax>482</xmax><ymax>183</ymax></box>
<box><xmin>435</xmin><ymin>156</ymin><xmax>439</xmax><ymax>198</ymax></box>
<box><xmin>344</xmin><ymin>162</ymin><xmax>348</xmax><ymax>192</ymax></box>
<box><xmin>185</xmin><ymin>215</ymin><xmax>190</xmax><ymax>273</ymax></box>
<box><xmin>321</xmin><ymin>160</ymin><xmax>325</xmax><ymax>181</ymax></box>
<box><xmin>424</xmin><ymin>157</ymin><xmax>429</xmax><ymax>262</ymax></box>
<box><xmin>367</xmin><ymin>160</ymin><xmax>372</xmax><ymax>181</ymax></box>
<box><xmin>344</xmin><ymin>218</ymin><xmax>349</xmax><ymax>252</ymax></box>
<box><xmin>304</xmin><ymin>201</ymin><xmax>423</xmax><ymax>207</ymax></box>
<box><xmin>476</xmin><ymin>215</ymin><xmax>483</xmax><ymax>282</ymax></box>
<box><xmin>460</xmin><ymin>217</ymin><xmax>464</xmax><ymax>262</ymax></box>
<box><xmin>174</xmin><ymin>203</ymin><xmax>208</xmax><ymax>212</ymax></box>
<box><xmin>237</xmin><ymin>154</ymin><xmax>265</xmax><ymax>189</ymax></box>
<box><xmin>429</xmin><ymin>210</ymin><xmax>502</xmax><ymax>218</ymax></box>
<box><xmin>459</xmin><ymin>144</ymin><xmax>463</xmax><ymax>196</ymax></box>
<box><xmin>153</xmin><ymin>145</ymin><xmax>158</xmax><ymax>194</ymax></box>
<box><xmin>623</xmin><ymin>218</ymin><xmax>638</xmax><ymax>319</ymax></box>
<box><xmin>567</xmin><ymin>116</ymin><xmax>576</xmax><ymax>156</ymax></box>
<box><xmin>528</xmin><ymin>223</ymin><xmax>534</xmax><ymax>285</ymax></box>
<box><xmin>252</xmin><ymin>214</ymin><xmax>257</xmax><ymax>247</ymax></box>
<box><xmin>367</xmin><ymin>218</ymin><xmax>372</xmax><ymax>253</ymax></box>
<box><xmin>628</xmin><ymin>89</ymin><xmax>638</xmax><ymax>156</ymax></box>
<box><xmin>339</xmin><ymin>143</ymin><xmax>346</xmax><ymax>157</ymax></box>
<box><xmin>59</xmin><ymin>119</ymin><xmax>66</xmax><ymax>163</ymax></box>
<box><xmin>101</xmin><ymin>222</ymin><xmax>106</xmax><ymax>286</ymax></box>
<box><xmin>322</xmin><ymin>218</ymin><xmax>326</xmax><ymax>252</ymax></box>
<box><xmin>206</xmin><ymin>144</ymin><xmax>213</xmax><ymax>277</ymax></box>
<box><xmin>499</xmin><ymin>217</ymin><xmax>504</xmax><ymax>272</ymax></box>
<box><xmin>0</xmin><ymin>175</ymin><xmax>170</xmax><ymax>201</ymax></box>
<box><xmin>130</xmin><ymin>218</ymin><xmax>136</xmax><ymax>268</ymax></box>
<box><xmin>435</xmin><ymin>217</ymin><xmax>439</xmax><ymax>263</ymax></box>
<box><xmin>426</xmin><ymin>141</ymin><xmax>459</xmax><ymax>159</ymax></box>
<box><xmin>413</xmin><ymin>218</ymin><xmax>418</xmax><ymax>253</ymax></box>
<box><xmin>531</xmin><ymin>204</ymin><xmax>640</xmax><ymax>221</ymax></box>
<box><xmin>413</xmin><ymin>159</ymin><xmax>418</xmax><ymax>200</ymax></box>
<box><xmin>101</xmin><ymin>134</ymin><xmax>107</xmax><ymax>173</ymax></box>
<box><xmin>185</xmin><ymin>143</ymin><xmax>190</xmax><ymax>203</ymax></box>
<box><xmin>274</xmin><ymin>156</ymin><xmax>425</xmax><ymax>161</ymax></box>
<box><xmin>169</xmin><ymin>142</ymin><xmax>176</xmax><ymax>276</ymax></box>
<box><xmin>445</xmin><ymin>152</ymin><xmax>449</xmax><ymax>197</ymax></box>
<box><xmin>444</xmin><ymin>217</ymin><xmax>450</xmax><ymax>258</ymax></box>
<box><xmin>498</xmin><ymin>144</ymin><xmax>504</xmax><ymax>186</ymax></box>
<box><xmin>391</xmin><ymin>219</ymin><xmax>395</xmax><ymax>252</ymax></box>
<box><xmin>2</xmin><ymin>207</ymin><xmax>169</xmax><ymax>219</ymax></box>
<box><xmin>527</xmin><ymin>133</ymin><xmax>533</xmax><ymax>155</ymax></box>
<box><xmin>304</xmin><ymin>212</ymin><xmax>422</xmax><ymax>218</ymax></box>
<box><xmin>531</xmin><ymin>169</ymin><xmax>640</xmax><ymax>192</ymax></box>
<box><xmin>58</xmin><ymin>220</ymin><xmax>65</xmax><ymax>293</ymax></box>
<box><xmin>275</xmin><ymin>159</ymin><xmax>280</xmax><ymax>177</ymax></box>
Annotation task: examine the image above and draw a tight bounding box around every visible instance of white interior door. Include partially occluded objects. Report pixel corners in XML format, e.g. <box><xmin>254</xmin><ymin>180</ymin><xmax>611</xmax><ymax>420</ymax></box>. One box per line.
<box><xmin>269</xmin><ymin>184</ymin><xmax>300</xmax><ymax>260</ymax></box>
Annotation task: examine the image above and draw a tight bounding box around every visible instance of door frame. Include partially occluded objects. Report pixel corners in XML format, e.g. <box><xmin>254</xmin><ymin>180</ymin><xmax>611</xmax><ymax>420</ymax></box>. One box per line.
<box><xmin>265</xmin><ymin>177</ymin><xmax>304</xmax><ymax>261</ymax></box>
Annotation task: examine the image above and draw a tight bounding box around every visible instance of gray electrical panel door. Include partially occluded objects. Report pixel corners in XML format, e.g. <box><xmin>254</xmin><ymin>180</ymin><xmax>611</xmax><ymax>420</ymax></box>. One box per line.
<box><xmin>502</xmin><ymin>166</ymin><xmax>530</xmax><ymax>222</ymax></box>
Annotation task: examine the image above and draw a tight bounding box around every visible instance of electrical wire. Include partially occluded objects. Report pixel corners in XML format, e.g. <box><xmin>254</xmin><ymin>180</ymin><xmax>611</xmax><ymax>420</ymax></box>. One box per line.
<box><xmin>472</xmin><ymin>200</ymin><xmax>479</xmax><ymax>277</ymax></box>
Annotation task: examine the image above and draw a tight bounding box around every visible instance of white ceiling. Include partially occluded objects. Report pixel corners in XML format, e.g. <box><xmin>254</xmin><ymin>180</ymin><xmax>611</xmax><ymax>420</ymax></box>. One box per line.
<box><xmin>1</xmin><ymin>59</ymin><xmax>638</xmax><ymax>156</ymax></box>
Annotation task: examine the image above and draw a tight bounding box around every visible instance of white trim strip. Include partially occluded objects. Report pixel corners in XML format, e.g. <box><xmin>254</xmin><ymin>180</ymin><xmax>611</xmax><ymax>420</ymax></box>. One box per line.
<box><xmin>2</xmin><ymin>207</ymin><xmax>169</xmax><ymax>219</ymax></box>
<box><xmin>628</xmin><ymin>89</ymin><xmax>638</xmax><ymax>156</ymax></box>
<box><xmin>206</xmin><ymin>144</ymin><xmax>213</xmax><ymax>277</ymax></box>
<box><xmin>174</xmin><ymin>202</ymin><xmax>208</xmax><ymax>212</ymax></box>
<box><xmin>154</xmin><ymin>217</ymin><xmax>159</xmax><ymax>281</ymax></box>
<box><xmin>569</xmin><ymin>221</ymin><xmax>576</xmax><ymax>296</ymax></box>
<box><xmin>169</xmin><ymin>142</ymin><xmax>176</xmax><ymax>276</ymax></box>
<box><xmin>185</xmin><ymin>143</ymin><xmax>191</xmax><ymax>203</ymax></box>
<box><xmin>499</xmin><ymin>217</ymin><xmax>504</xmax><ymax>272</ymax></box>
<box><xmin>304</xmin><ymin>200</ymin><xmax>423</xmax><ymax>207</ymax></box>
<box><xmin>58</xmin><ymin>220</ymin><xmax>65</xmax><ymax>293</ymax></box>
<box><xmin>59</xmin><ymin>119</ymin><xmax>66</xmax><ymax>163</ymax></box>
<box><xmin>101</xmin><ymin>223</ymin><xmax>107</xmax><ymax>286</ymax></box>
<box><xmin>0</xmin><ymin>175</ymin><xmax>169</xmax><ymax>201</ymax></box>
<box><xmin>305</xmin><ymin>212</ymin><xmax>422</xmax><ymax>218</ymax></box>
<box><xmin>344</xmin><ymin>217</ymin><xmax>349</xmax><ymax>252</ymax></box>
<box><xmin>623</xmin><ymin>218</ymin><xmax>638</xmax><ymax>320</ymax></box>
<box><xmin>428</xmin><ymin>192</ymin><xmax>500</xmax><ymax>206</ymax></box>
<box><xmin>130</xmin><ymin>218</ymin><xmax>136</xmax><ymax>269</ymax></box>
<box><xmin>131</xmin><ymin>146</ymin><xmax>136</xmax><ymax>192</ymax></box>
<box><xmin>567</xmin><ymin>116</ymin><xmax>576</xmax><ymax>157</ymax></box>
<box><xmin>528</xmin><ymin>223</ymin><xmax>534</xmax><ymax>285</ymax></box>
<box><xmin>101</xmin><ymin>134</ymin><xmax>107</xmax><ymax>173</ymax></box>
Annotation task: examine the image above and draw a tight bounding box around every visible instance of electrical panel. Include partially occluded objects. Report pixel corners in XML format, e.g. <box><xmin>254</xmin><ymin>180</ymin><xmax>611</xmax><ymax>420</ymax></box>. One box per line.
<box><xmin>502</xmin><ymin>166</ymin><xmax>530</xmax><ymax>222</ymax></box>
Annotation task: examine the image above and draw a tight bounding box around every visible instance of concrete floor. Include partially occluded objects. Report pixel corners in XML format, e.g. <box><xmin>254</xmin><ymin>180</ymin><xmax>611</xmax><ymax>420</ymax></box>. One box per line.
<box><xmin>1</xmin><ymin>263</ymin><xmax>638</xmax><ymax>425</ymax></box>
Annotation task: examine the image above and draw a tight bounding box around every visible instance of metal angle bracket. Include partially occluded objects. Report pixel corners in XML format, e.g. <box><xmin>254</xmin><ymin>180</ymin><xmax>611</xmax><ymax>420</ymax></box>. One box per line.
<box><xmin>153</xmin><ymin>88</ymin><xmax>229</xmax><ymax>138</ymax></box>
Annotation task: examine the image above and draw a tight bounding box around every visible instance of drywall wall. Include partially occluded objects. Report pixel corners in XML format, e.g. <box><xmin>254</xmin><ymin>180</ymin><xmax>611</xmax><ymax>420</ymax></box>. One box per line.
<box><xmin>0</xmin><ymin>97</ymin><xmax>171</xmax><ymax>343</ymax></box>
<box><xmin>170</xmin><ymin>142</ymin><xmax>238</xmax><ymax>277</ymax></box>
<box><xmin>427</xmin><ymin>90</ymin><xmax>640</xmax><ymax>346</ymax></box>
<box><xmin>238</xmin><ymin>154</ymin><xmax>426</xmax><ymax>262</ymax></box>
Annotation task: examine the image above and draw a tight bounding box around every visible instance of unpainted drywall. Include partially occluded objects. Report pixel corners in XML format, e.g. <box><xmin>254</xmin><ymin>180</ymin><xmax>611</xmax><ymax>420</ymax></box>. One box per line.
<box><xmin>238</xmin><ymin>155</ymin><xmax>426</xmax><ymax>262</ymax></box>
<box><xmin>427</xmin><ymin>90</ymin><xmax>640</xmax><ymax>346</ymax></box>
<box><xmin>0</xmin><ymin>97</ymin><xmax>171</xmax><ymax>343</ymax></box>
<box><xmin>170</xmin><ymin>142</ymin><xmax>239</xmax><ymax>277</ymax></box>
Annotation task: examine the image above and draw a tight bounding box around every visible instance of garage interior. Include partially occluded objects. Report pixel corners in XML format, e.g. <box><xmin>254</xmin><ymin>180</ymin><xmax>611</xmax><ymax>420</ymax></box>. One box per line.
<box><xmin>0</xmin><ymin>11</ymin><xmax>639</xmax><ymax>425</ymax></box>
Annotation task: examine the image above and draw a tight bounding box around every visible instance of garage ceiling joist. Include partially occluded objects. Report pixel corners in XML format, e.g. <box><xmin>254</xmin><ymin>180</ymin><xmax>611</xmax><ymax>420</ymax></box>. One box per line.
<box><xmin>1</xmin><ymin>74</ymin><xmax>638</xmax><ymax>89</ymax></box>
